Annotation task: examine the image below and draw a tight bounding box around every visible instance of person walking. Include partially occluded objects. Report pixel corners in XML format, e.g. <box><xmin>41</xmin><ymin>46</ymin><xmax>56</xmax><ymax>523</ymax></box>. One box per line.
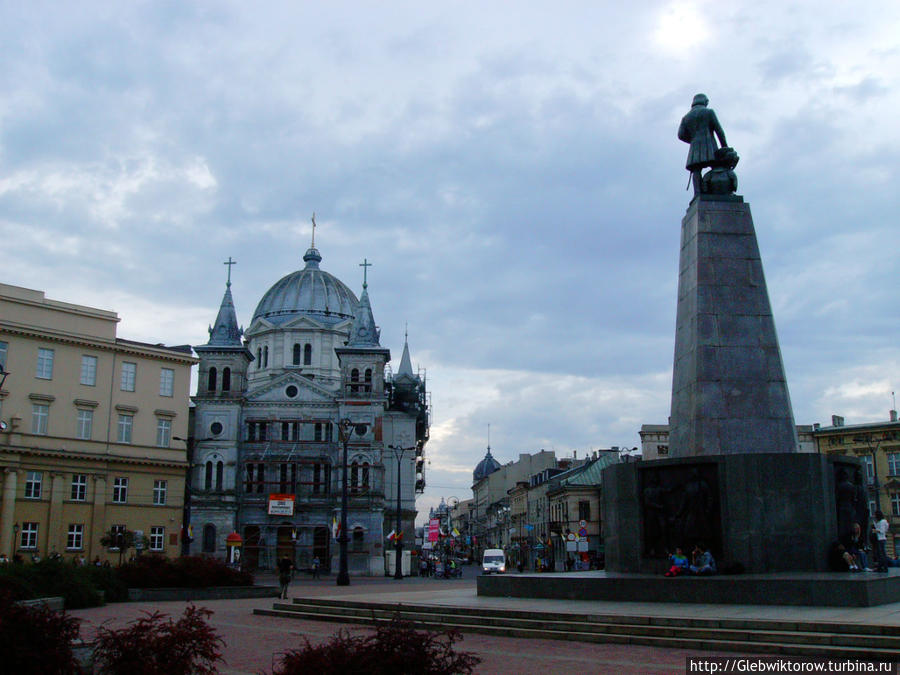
<box><xmin>277</xmin><ymin>555</ymin><xmax>294</xmax><ymax>599</ymax></box>
<box><xmin>873</xmin><ymin>511</ymin><xmax>890</xmax><ymax>573</ymax></box>
<box><xmin>311</xmin><ymin>556</ymin><xmax>320</xmax><ymax>580</ymax></box>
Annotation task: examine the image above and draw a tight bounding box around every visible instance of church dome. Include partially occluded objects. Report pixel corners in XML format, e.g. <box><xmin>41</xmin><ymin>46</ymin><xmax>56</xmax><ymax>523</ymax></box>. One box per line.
<box><xmin>473</xmin><ymin>448</ymin><xmax>501</xmax><ymax>482</ymax></box>
<box><xmin>252</xmin><ymin>247</ymin><xmax>359</xmax><ymax>327</ymax></box>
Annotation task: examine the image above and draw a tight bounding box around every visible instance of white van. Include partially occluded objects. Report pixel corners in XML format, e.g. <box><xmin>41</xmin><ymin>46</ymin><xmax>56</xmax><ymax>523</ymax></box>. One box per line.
<box><xmin>482</xmin><ymin>548</ymin><xmax>506</xmax><ymax>574</ymax></box>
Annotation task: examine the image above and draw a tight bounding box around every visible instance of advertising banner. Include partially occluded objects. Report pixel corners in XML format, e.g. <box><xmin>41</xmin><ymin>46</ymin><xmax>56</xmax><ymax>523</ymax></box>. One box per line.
<box><xmin>428</xmin><ymin>518</ymin><xmax>440</xmax><ymax>542</ymax></box>
<box><xmin>268</xmin><ymin>493</ymin><xmax>296</xmax><ymax>516</ymax></box>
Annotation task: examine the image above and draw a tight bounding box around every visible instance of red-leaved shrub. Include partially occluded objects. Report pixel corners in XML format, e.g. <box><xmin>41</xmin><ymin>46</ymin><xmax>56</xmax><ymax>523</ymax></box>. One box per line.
<box><xmin>0</xmin><ymin>591</ymin><xmax>83</xmax><ymax>674</ymax></box>
<box><xmin>270</xmin><ymin>616</ymin><xmax>480</xmax><ymax>675</ymax></box>
<box><xmin>92</xmin><ymin>604</ymin><xmax>224</xmax><ymax>675</ymax></box>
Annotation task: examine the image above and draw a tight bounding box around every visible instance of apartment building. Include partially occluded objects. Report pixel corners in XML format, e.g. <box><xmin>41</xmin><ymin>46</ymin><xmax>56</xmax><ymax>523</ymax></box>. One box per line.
<box><xmin>0</xmin><ymin>283</ymin><xmax>197</xmax><ymax>561</ymax></box>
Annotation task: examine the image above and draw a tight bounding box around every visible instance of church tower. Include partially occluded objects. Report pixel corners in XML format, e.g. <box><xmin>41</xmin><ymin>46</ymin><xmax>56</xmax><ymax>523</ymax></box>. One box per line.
<box><xmin>190</xmin><ymin>259</ymin><xmax>253</xmax><ymax>555</ymax></box>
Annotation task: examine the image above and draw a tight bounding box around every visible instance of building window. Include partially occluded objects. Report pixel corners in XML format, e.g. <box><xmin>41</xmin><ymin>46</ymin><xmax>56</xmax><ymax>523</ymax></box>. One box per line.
<box><xmin>0</xmin><ymin>340</ymin><xmax>7</xmax><ymax>370</ymax></box>
<box><xmin>113</xmin><ymin>477</ymin><xmax>128</xmax><ymax>504</ymax></box>
<box><xmin>24</xmin><ymin>471</ymin><xmax>42</xmax><ymax>499</ymax></box>
<box><xmin>863</xmin><ymin>455</ymin><xmax>875</xmax><ymax>483</ymax></box>
<box><xmin>80</xmin><ymin>355</ymin><xmax>98</xmax><ymax>386</ymax></box>
<box><xmin>205</xmin><ymin>462</ymin><xmax>213</xmax><ymax>490</ymax></box>
<box><xmin>256</xmin><ymin>348</ymin><xmax>262</xmax><ymax>366</ymax></box>
<box><xmin>350</xmin><ymin>368</ymin><xmax>359</xmax><ymax>392</ymax></box>
<box><xmin>216</xmin><ymin>461</ymin><xmax>223</xmax><ymax>491</ymax></box>
<box><xmin>117</xmin><ymin>414</ymin><xmax>133</xmax><ymax>443</ymax></box>
<box><xmin>222</xmin><ymin>367</ymin><xmax>231</xmax><ymax>392</ymax></box>
<box><xmin>20</xmin><ymin>522</ymin><xmax>38</xmax><ymax>549</ymax></box>
<box><xmin>71</xmin><ymin>474</ymin><xmax>87</xmax><ymax>501</ymax></box>
<box><xmin>892</xmin><ymin>493</ymin><xmax>900</xmax><ymax>518</ymax></box>
<box><xmin>247</xmin><ymin>420</ymin><xmax>267</xmax><ymax>442</ymax></box>
<box><xmin>364</xmin><ymin>368</ymin><xmax>372</xmax><ymax>392</ymax></box>
<box><xmin>578</xmin><ymin>501</ymin><xmax>591</xmax><ymax>521</ymax></box>
<box><xmin>76</xmin><ymin>409</ymin><xmax>93</xmax><ymax>440</ymax></box>
<box><xmin>159</xmin><ymin>368</ymin><xmax>174</xmax><ymax>397</ymax></box>
<box><xmin>149</xmin><ymin>526</ymin><xmax>164</xmax><ymax>551</ymax></box>
<box><xmin>153</xmin><ymin>480</ymin><xmax>167</xmax><ymax>505</ymax></box>
<box><xmin>263</xmin><ymin>346</ymin><xmax>268</xmax><ymax>367</ymax></box>
<box><xmin>293</xmin><ymin>343</ymin><xmax>301</xmax><ymax>365</ymax></box>
<box><xmin>156</xmin><ymin>418</ymin><xmax>171</xmax><ymax>447</ymax></box>
<box><xmin>350</xmin><ymin>462</ymin><xmax>359</xmax><ymax>494</ymax></box>
<box><xmin>888</xmin><ymin>453</ymin><xmax>900</xmax><ymax>476</ymax></box>
<box><xmin>352</xmin><ymin>526</ymin><xmax>364</xmax><ymax>552</ymax></box>
<box><xmin>202</xmin><ymin>524</ymin><xmax>216</xmax><ymax>553</ymax></box>
<box><xmin>314</xmin><ymin>423</ymin><xmax>323</xmax><ymax>442</ymax></box>
<box><xmin>313</xmin><ymin>463</ymin><xmax>322</xmax><ymax>494</ymax></box>
<box><xmin>303</xmin><ymin>343</ymin><xmax>312</xmax><ymax>365</ymax></box>
<box><xmin>67</xmin><ymin>524</ymin><xmax>84</xmax><ymax>550</ymax></box>
<box><xmin>120</xmin><ymin>362</ymin><xmax>136</xmax><ymax>391</ymax></box>
<box><xmin>109</xmin><ymin>524</ymin><xmax>126</xmax><ymax>550</ymax></box>
<box><xmin>244</xmin><ymin>463</ymin><xmax>265</xmax><ymax>494</ymax></box>
<box><xmin>207</xmin><ymin>366</ymin><xmax>217</xmax><ymax>392</ymax></box>
<box><xmin>279</xmin><ymin>463</ymin><xmax>293</xmax><ymax>493</ymax></box>
<box><xmin>36</xmin><ymin>348</ymin><xmax>54</xmax><ymax>379</ymax></box>
<box><xmin>31</xmin><ymin>403</ymin><xmax>49</xmax><ymax>435</ymax></box>
<box><xmin>362</xmin><ymin>462</ymin><xmax>370</xmax><ymax>490</ymax></box>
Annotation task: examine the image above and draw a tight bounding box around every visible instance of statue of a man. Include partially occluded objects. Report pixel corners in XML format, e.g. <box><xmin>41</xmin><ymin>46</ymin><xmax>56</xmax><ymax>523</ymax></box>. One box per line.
<box><xmin>678</xmin><ymin>93</ymin><xmax>727</xmax><ymax>197</ymax></box>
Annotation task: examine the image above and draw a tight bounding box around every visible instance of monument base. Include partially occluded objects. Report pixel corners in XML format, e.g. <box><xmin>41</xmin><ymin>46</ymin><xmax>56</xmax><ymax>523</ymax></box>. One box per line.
<box><xmin>602</xmin><ymin>453</ymin><xmax>859</xmax><ymax>574</ymax></box>
<box><xmin>476</xmin><ymin>569</ymin><xmax>900</xmax><ymax>607</ymax></box>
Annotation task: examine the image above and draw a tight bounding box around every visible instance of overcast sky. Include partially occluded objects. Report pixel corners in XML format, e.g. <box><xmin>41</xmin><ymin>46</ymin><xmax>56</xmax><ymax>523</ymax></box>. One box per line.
<box><xmin>2</xmin><ymin>2</ymin><xmax>898</xmax><ymax>523</ymax></box>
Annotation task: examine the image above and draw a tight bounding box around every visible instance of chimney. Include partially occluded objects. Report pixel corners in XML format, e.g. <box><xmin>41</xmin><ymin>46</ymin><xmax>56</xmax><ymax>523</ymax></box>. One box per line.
<box><xmin>891</xmin><ymin>410</ymin><xmax>898</xmax><ymax>422</ymax></box>
<box><xmin>832</xmin><ymin>415</ymin><xmax>844</xmax><ymax>427</ymax></box>
<box><xmin>813</xmin><ymin>423</ymin><xmax>820</xmax><ymax>431</ymax></box>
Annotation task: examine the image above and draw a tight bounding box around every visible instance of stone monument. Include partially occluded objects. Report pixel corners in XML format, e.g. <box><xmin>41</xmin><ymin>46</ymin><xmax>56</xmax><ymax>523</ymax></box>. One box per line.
<box><xmin>602</xmin><ymin>95</ymin><xmax>859</xmax><ymax>574</ymax></box>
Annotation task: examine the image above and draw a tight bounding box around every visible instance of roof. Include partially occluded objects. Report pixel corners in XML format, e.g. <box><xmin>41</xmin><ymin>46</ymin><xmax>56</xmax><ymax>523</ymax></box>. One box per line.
<box><xmin>548</xmin><ymin>454</ymin><xmax>619</xmax><ymax>490</ymax></box>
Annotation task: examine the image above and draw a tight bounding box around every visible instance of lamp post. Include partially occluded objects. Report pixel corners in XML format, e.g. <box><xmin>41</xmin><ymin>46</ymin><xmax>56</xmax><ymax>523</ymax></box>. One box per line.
<box><xmin>337</xmin><ymin>418</ymin><xmax>368</xmax><ymax>586</ymax></box>
<box><xmin>387</xmin><ymin>443</ymin><xmax>415</xmax><ymax>579</ymax></box>
<box><xmin>173</xmin><ymin>436</ymin><xmax>213</xmax><ymax>556</ymax></box>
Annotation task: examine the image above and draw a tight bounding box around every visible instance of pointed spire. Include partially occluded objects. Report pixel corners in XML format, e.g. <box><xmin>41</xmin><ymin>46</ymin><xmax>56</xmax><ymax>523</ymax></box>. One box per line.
<box><xmin>397</xmin><ymin>325</ymin><xmax>414</xmax><ymax>378</ymax></box>
<box><xmin>302</xmin><ymin>212</ymin><xmax>323</xmax><ymax>269</ymax></box>
<box><xmin>207</xmin><ymin>260</ymin><xmax>244</xmax><ymax>346</ymax></box>
<box><xmin>346</xmin><ymin>282</ymin><xmax>382</xmax><ymax>348</ymax></box>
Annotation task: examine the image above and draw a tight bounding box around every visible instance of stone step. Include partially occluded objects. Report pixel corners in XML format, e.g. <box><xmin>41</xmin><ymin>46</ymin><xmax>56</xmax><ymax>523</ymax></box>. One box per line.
<box><xmin>254</xmin><ymin>600</ymin><xmax>900</xmax><ymax>659</ymax></box>
<box><xmin>255</xmin><ymin>607</ymin><xmax>899</xmax><ymax>659</ymax></box>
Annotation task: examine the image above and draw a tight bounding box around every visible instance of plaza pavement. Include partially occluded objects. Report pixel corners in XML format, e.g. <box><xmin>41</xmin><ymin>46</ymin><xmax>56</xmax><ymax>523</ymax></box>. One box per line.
<box><xmin>68</xmin><ymin>570</ymin><xmax>900</xmax><ymax>675</ymax></box>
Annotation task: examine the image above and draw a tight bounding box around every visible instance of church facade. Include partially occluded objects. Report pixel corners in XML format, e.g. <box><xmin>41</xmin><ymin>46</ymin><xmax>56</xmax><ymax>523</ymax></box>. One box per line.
<box><xmin>188</xmin><ymin>244</ymin><xmax>428</xmax><ymax>574</ymax></box>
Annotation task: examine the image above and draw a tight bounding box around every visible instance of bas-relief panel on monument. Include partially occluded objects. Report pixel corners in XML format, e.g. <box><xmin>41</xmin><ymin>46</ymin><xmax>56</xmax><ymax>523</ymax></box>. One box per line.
<box><xmin>639</xmin><ymin>462</ymin><xmax>722</xmax><ymax>560</ymax></box>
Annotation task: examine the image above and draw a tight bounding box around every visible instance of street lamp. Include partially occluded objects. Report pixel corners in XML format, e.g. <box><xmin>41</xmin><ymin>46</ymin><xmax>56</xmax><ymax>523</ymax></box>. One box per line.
<box><xmin>337</xmin><ymin>418</ymin><xmax>368</xmax><ymax>586</ymax></box>
<box><xmin>387</xmin><ymin>443</ymin><xmax>415</xmax><ymax>579</ymax></box>
<box><xmin>174</xmin><ymin>436</ymin><xmax>213</xmax><ymax>556</ymax></box>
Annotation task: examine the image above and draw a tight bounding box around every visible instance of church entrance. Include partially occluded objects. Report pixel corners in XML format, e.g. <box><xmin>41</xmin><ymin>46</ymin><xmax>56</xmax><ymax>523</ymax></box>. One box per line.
<box><xmin>242</xmin><ymin>526</ymin><xmax>261</xmax><ymax>571</ymax></box>
<box><xmin>313</xmin><ymin>526</ymin><xmax>331</xmax><ymax>572</ymax></box>
<box><xmin>276</xmin><ymin>526</ymin><xmax>296</xmax><ymax>564</ymax></box>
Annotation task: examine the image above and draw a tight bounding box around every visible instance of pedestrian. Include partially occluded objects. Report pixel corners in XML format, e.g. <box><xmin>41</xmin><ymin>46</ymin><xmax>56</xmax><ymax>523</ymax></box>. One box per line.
<box><xmin>277</xmin><ymin>555</ymin><xmax>294</xmax><ymax>599</ymax></box>
<box><xmin>873</xmin><ymin>511</ymin><xmax>890</xmax><ymax>572</ymax></box>
<box><xmin>311</xmin><ymin>556</ymin><xmax>320</xmax><ymax>579</ymax></box>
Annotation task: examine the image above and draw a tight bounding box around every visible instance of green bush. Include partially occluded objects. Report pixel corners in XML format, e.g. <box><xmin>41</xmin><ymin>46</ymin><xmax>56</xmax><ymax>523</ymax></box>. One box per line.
<box><xmin>85</xmin><ymin>564</ymin><xmax>129</xmax><ymax>603</ymax></box>
<box><xmin>0</xmin><ymin>559</ymin><xmax>102</xmax><ymax>608</ymax></box>
<box><xmin>116</xmin><ymin>555</ymin><xmax>253</xmax><ymax>588</ymax></box>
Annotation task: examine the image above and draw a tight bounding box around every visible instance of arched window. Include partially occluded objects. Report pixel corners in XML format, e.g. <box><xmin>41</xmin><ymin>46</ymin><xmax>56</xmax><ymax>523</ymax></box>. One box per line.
<box><xmin>364</xmin><ymin>368</ymin><xmax>372</xmax><ymax>393</ymax></box>
<box><xmin>292</xmin><ymin>344</ymin><xmax>301</xmax><ymax>365</ymax></box>
<box><xmin>216</xmin><ymin>461</ymin><xmax>224</xmax><ymax>491</ymax></box>
<box><xmin>207</xmin><ymin>367</ymin><xmax>217</xmax><ymax>392</ymax></box>
<box><xmin>350</xmin><ymin>368</ymin><xmax>359</xmax><ymax>393</ymax></box>
<box><xmin>202</xmin><ymin>524</ymin><xmax>216</xmax><ymax>553</ymax></box>
<box><xmin>303</xmin><ymin>343</ymin><xmax>312</xmax><ymax>365</ymax></box>
<box><xmin>352</xmin><ymin>526</ymin><xmax>364</xmax><ymax>551</ymax></box>
<box><xmin>263</xmin><ymin>346</ymin><xmax>269</xmax><ymax>368</ymax></box>
<box><xmin>222</xmin><ymin>367</ymin><xmax>231</xmax><ymax>392</ymax></box>
<box><xmin>362</xmin><ymin>462</ymin><xmax>370</xmax><ymax>490</ymax></box>
<box><xmin>350</xmin><ymin>461</ymin><xmax>359</xmax><ymax>493</ymax></box>
<box><xmin>205</xmin><ymin>461</ymin><xmax>213</xmax><ymax>490</ymax></box>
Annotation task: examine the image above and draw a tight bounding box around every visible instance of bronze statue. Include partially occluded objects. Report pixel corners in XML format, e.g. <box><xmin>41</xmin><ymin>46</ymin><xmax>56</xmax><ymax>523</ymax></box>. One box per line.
<box><xmin>678</xmin><ymin>93</ymin><xmax>728</xmax><ymax>197</ymax></box>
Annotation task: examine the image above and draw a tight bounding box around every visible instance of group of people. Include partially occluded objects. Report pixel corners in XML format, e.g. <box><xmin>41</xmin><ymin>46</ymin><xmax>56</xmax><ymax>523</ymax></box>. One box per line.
<box><xmin>418</xmin><ymin>556</ymin><xmax>460</xmax><ymax>578</ymax></box>
<box><xmin>664</xmin><ymin>544</ymin><xmax>717</xmax><ymax>577</ymax></box>
<box><xmin>831</xmin><ymin>511</ymin><xmax>892</xmax><ymax>573</ymax></box>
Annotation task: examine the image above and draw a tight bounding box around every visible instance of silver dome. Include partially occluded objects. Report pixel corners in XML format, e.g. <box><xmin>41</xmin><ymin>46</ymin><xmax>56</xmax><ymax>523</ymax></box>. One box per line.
<box><xmin>252</xmin><ymin>248</ymin><xmax>359</xmax><ymax>326</ymax></box>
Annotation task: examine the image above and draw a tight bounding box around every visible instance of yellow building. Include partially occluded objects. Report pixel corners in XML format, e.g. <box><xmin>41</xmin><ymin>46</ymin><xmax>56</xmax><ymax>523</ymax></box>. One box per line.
<box><xmin>815</xmin><ymin>412</ymin><xmax>900</xmax><ymax>556</ymax></box>
<box><xmin>0</xmin><ymin>283</ymin><xmax>197</xmax><ymax>561</ymax></box>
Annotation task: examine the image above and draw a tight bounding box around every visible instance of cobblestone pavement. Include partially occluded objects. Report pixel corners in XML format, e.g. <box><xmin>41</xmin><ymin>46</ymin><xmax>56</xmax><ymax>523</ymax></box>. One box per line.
<box><xmin>70</xmin><ymin>572</ymin><xmax>886</xmax><ymax>675</ymax></box>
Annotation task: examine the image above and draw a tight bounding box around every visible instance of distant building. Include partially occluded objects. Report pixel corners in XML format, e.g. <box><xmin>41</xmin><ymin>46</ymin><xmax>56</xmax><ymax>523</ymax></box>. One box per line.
<box><xmin>0</xmin><ymin>283</ymin><xmax>197</xmax><ymax>562</ymax></box>
<box><xmin>815</xmin><ymin>412</ymin><xmax>900</xmax><ymax>556</ymax></box>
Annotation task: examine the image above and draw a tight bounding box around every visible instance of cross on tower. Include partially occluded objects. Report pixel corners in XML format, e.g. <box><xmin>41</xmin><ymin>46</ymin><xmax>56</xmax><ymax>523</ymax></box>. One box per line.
<box><xmin>360</xmin><ymin>258</ymin><xmax>372</xmax><ymax>289</ymax></box>
<box><xmin>224</xmin><ymin>256</ymin><xmax>236</xmax><ymax>287</ymax></box>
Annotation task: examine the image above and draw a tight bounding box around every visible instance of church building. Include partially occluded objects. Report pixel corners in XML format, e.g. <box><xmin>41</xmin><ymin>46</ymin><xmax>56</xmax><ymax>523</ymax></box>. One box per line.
<box><xmin>188</xmin><ymin>240</ymin><xmax>428</xmax><ymax>574</ymax></box>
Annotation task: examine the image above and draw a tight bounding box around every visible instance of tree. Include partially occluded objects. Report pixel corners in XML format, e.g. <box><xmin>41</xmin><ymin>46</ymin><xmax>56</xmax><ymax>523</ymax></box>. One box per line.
<box><xmin>99</xmin><ymin>528</ymin><xmax>136</xmax><ymax>566</ymax></box>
